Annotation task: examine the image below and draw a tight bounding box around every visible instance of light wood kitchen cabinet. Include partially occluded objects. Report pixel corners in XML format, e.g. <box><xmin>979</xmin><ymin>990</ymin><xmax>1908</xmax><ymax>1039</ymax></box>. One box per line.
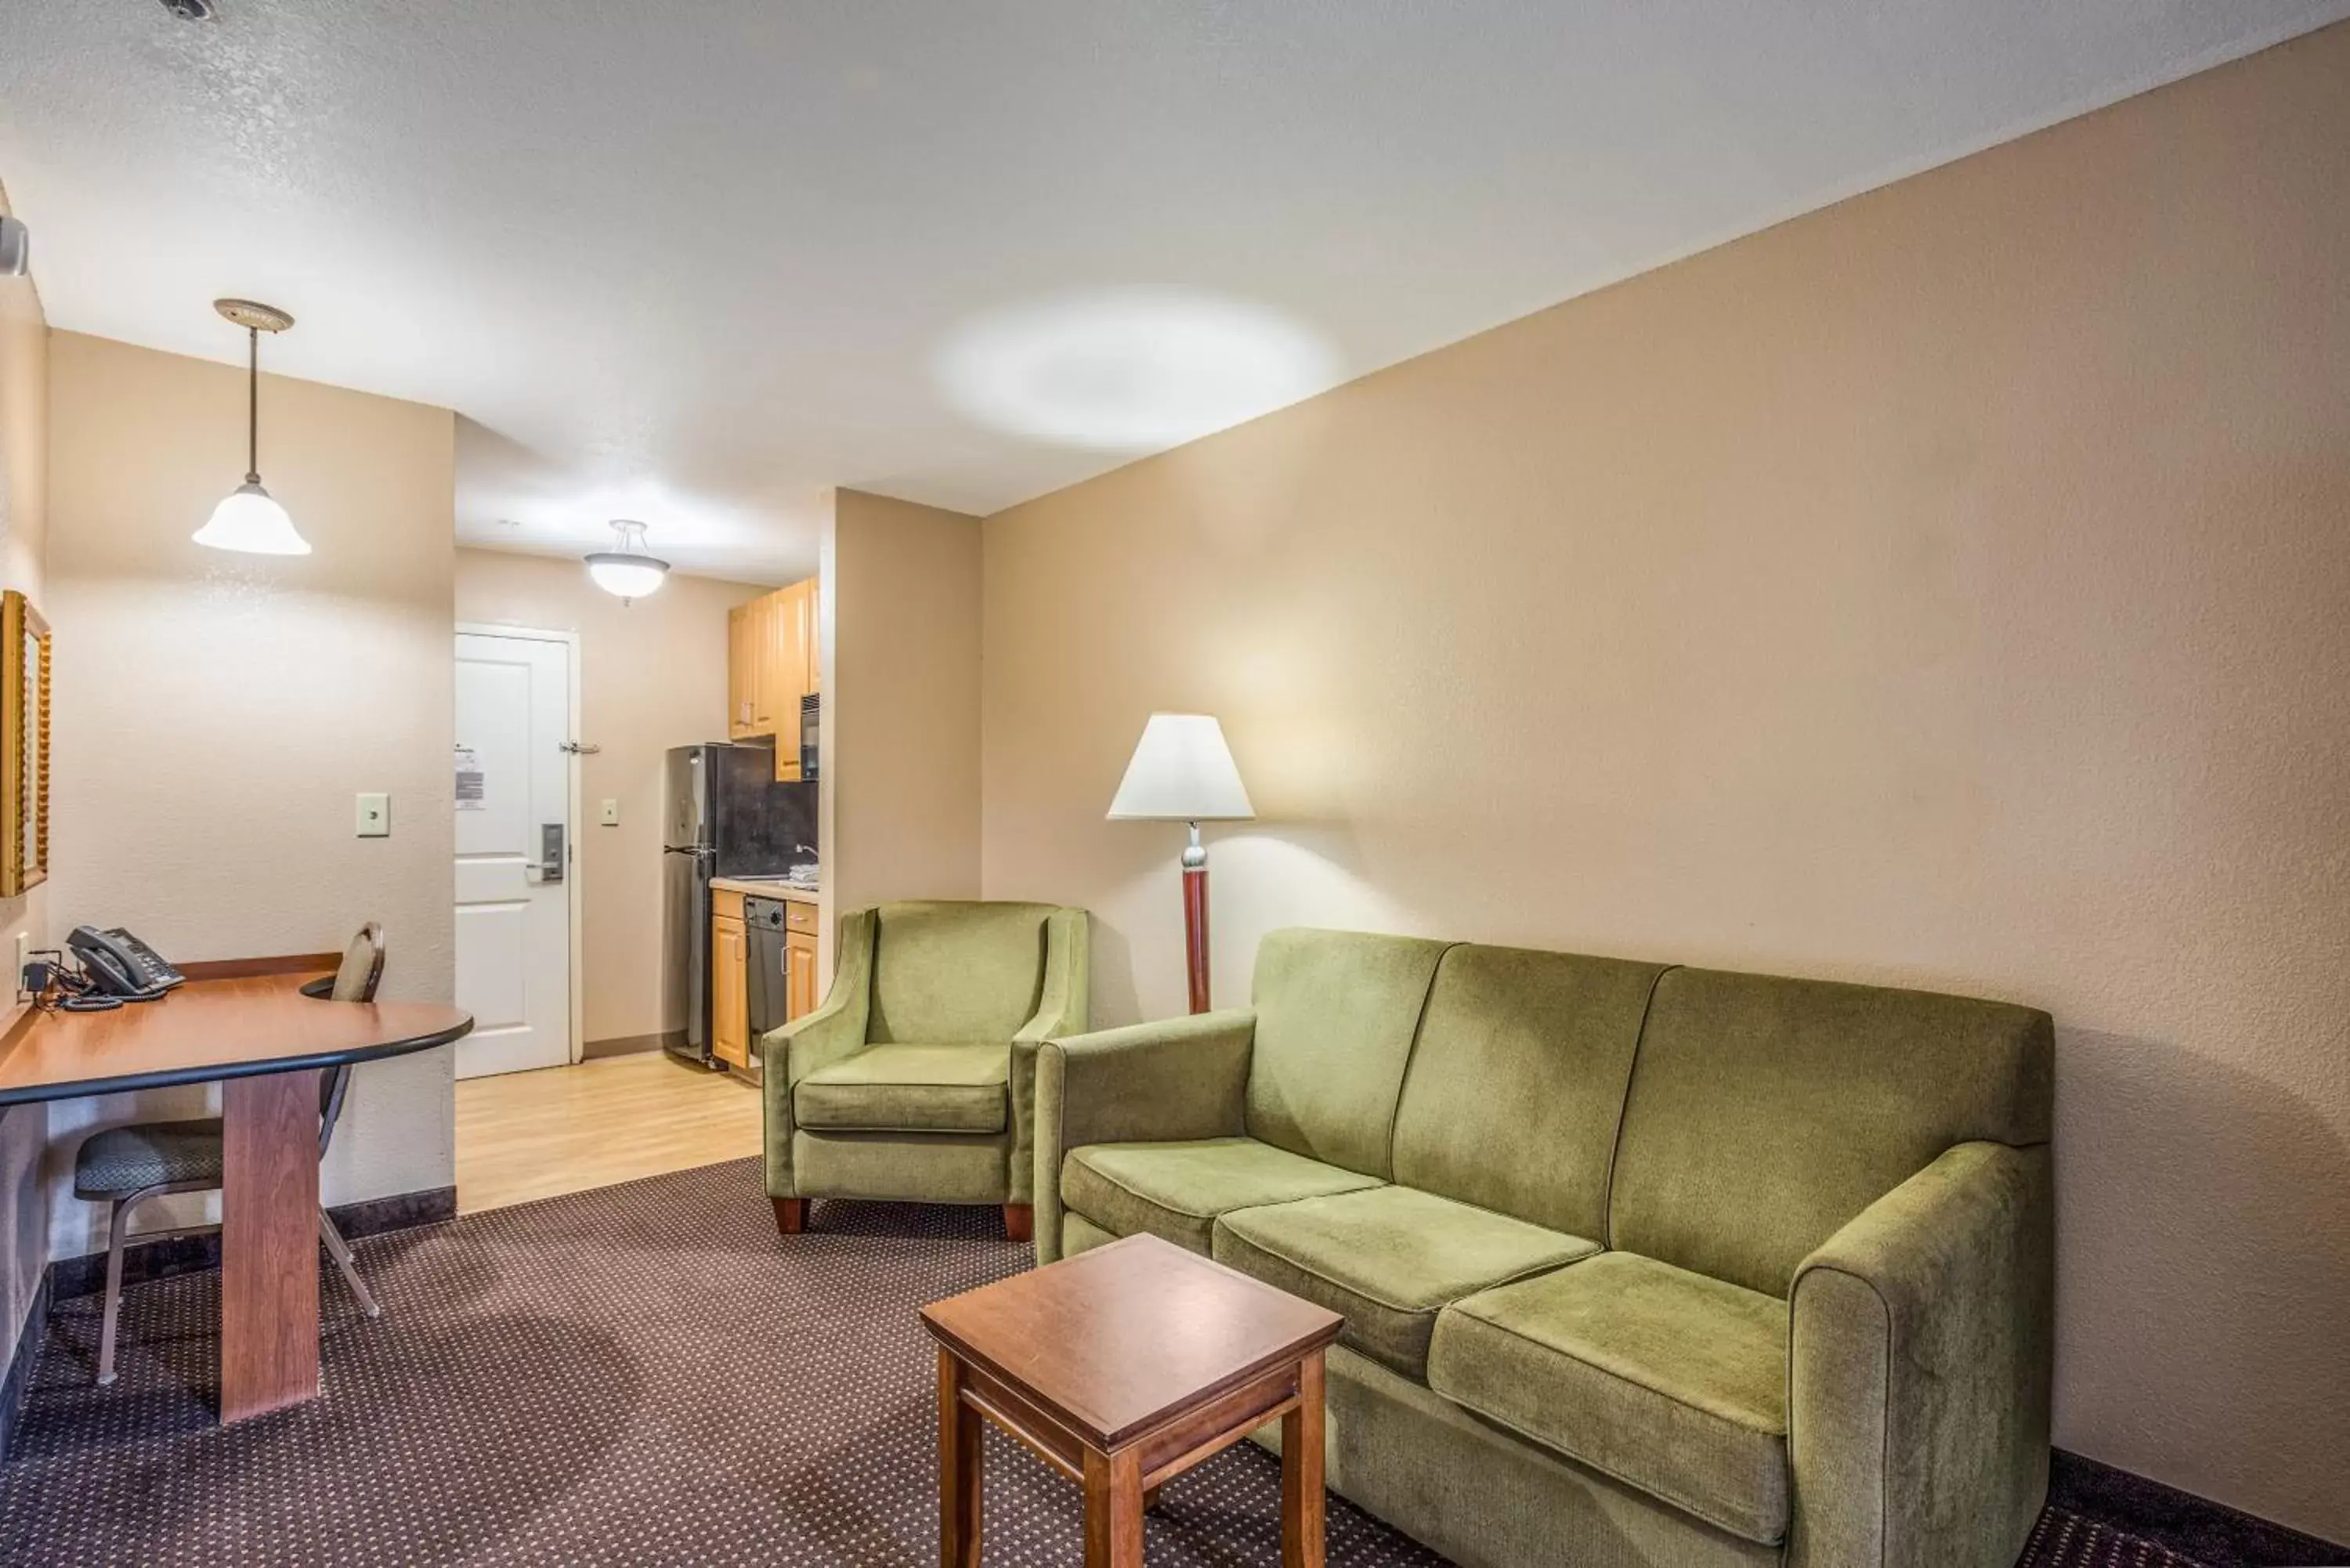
<box><xmin>710</xmin><ymin>912</ymin><xmax>750</xmax><ymax>1069</ymax></box>
<box><xmin>786</xmin><ymin>930</ymin><xmax>819</xmax><ymax>1020</ymax></box>
<box><xmin>725</xmin><ymin>576</ymin><xmax>819</xmax><ymax>778</ymax></box>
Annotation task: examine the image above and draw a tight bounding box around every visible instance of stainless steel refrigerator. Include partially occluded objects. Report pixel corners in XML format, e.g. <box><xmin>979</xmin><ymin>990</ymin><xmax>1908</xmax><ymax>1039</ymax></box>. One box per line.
<box><xmin>662</xmin><ymin>743</ymin><xmax>815</xmax><ymax>1067</ymax></box>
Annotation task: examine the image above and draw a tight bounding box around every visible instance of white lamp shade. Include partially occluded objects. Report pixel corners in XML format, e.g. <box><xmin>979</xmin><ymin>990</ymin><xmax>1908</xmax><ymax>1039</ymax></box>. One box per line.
<box><xmin>193</xmin><ymin>481</ymin><xmax>311</xmax><ymax>555</ymax></box>
<box><xmin>1108</xmin><ymin>714</ymin><xmax>1255</xmax><ymax>822</ymax></box>
<box><xmin>586</xmin><ymin>555</ymin><xmax>669</xmax><ymax>598</ymax></box>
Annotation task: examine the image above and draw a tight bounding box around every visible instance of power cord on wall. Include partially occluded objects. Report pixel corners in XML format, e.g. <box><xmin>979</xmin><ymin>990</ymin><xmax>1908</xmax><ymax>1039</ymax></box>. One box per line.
<box><xmin>22</xmin><ymin>951</ymin><xmax>125</xmax><ymax>1013</ymax></box>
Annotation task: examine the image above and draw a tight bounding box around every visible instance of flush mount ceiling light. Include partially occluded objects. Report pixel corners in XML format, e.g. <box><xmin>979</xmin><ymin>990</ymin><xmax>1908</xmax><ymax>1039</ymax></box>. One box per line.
<box><xmin>935</xmin><ymin>290</ymin><xmax>1338</xmax><ymax>451</ymax></box>
<box><xmin>193</xmin><ymin>298</ymin><xmax>311</xmax><ymax>556</ymax></box>
<box><xmin>585</xmin><ymin>519</ymin><xmax>670</xmax><ymax>602</ymax></box>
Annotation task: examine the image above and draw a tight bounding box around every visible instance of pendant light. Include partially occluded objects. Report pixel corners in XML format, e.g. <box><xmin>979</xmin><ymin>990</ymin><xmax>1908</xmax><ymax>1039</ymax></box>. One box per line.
<box><xmin>585</xmin><ymin>519</ymin><xmax>670</xmax><ymax>602</ymax></box>
<box><xmin>193</xmin><ymin>298</ymin><xmax>311</xmax><ymax>555</ymax></box>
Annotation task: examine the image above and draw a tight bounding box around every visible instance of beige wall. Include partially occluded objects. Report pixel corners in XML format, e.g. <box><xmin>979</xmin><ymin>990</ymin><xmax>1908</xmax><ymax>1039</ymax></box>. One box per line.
<box><xmin>0</xmin><ymin>179</ymin><xmax>50</xmax><ymax>1372</ymax></box>
<box><xmin>454</xmin><ymin>546</ymin><xmax>767</xmax><ymax>1042</ymax></box>
<box><xmin>820</xmin><ymin>490</ymin><xmax>981</xmax><ymax>963</ymax></box>
<box><xmin>981</xmin><ymin>24</ymin><xmax>2350</xmax><ymax>1541</ymax></box>
<box><xmin>44</xmin><ymin>331</ymin><xmax>458</xmax><ymax>1259</ymax></box>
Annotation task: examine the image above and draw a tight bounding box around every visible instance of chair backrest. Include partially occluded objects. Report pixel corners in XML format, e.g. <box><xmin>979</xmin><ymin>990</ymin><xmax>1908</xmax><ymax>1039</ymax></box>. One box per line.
<box><xmin>331</xmin><ymin>921</ymin><xmax>388</xmax><ymax>1003</ymax></box>
<box><xmin>866</xmin><ymin>901</ymin><xmax>1069</xmax><ymax>1044</ymax></box>
<box><xmin>320</xmin><ymin>923</ymin><xmax>386</xmax><ymax>1153</ymax></box>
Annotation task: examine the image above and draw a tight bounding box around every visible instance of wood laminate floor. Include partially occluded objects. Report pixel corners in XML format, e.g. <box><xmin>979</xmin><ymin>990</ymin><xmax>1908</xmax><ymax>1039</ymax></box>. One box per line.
<box><xmin>454</xmin><ymin>1049</ymin><xmax>763</xmax><ymax>1213</ymax></box>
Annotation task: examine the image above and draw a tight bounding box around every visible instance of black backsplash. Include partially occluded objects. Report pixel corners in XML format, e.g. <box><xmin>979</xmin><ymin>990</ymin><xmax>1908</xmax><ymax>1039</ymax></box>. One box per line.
<box><xmin>769</xmin><ymin>780</ymin><xmax>818</xmax><ymax>865</ymax></box>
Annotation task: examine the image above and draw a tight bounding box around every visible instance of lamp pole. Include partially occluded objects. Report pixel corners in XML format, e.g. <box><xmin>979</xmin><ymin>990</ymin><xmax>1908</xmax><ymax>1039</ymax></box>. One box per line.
<box><xmin>1181</xmin><ymin>820</ymin><xmax>1210</xmax><ymax>1013</ymax></box>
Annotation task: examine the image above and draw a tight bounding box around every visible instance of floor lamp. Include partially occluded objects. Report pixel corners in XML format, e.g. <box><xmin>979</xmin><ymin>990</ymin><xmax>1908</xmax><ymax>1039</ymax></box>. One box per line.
<box><xmin>1108</xmin><ymin>714</ymin><xmax>1255</xmax><ymax>1013</ymax></box>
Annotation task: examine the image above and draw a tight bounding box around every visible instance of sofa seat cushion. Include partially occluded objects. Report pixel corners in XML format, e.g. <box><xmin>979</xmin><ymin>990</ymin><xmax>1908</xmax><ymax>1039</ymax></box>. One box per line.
<box><xmin>1061</xmin><ymin>1137</ymin><xmax>1383</xmax><ymax>1254</ymax></box>
<box><xmin>1427</xmin><ymin>1251</ymin><xmax>1791</xmax><ymax>1545</ymax></box>
<box><xmin>1213</xmin><ymin>1186</ymin><xmax>1596</xmax><ymax>1381</ymax></box>
<box><xmin>796</xmin><ymin>1042</ymin><xmax>1008</xmax><ymax>1134</ymax></box>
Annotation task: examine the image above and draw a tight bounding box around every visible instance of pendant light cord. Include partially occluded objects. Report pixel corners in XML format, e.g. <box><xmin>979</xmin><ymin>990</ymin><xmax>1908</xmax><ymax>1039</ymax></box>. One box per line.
<box><xmin>244</xmin><ymin>325</ymin><xmax>261</xmax><ymax>484</ymax></box>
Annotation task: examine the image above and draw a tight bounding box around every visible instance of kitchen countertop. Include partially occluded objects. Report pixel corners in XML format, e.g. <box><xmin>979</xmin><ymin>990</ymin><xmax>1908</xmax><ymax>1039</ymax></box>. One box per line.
<box><xmin>711</xmin><ymin>876</ymin><xmax>821</xmax><ymax>902</ymax></box>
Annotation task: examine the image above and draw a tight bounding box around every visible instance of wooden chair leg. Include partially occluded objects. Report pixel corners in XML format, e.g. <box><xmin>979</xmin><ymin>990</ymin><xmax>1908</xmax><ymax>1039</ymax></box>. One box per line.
<box><xmin>1001</xmin><ymin>1204</ymin><xmax>1032</xmax><ymax>1243</ymax></box>
<box><xmin>772</xmin><ymin>1197</ymin><xmax>806</xmax><ymax>1236</ymax></box>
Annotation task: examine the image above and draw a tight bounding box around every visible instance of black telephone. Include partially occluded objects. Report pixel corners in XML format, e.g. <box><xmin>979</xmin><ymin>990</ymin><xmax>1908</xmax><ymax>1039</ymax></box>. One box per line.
<box><xmin>66</xmin><ymin>926</ymin><xmax>186</xmax><ymax>1001</ymax></box>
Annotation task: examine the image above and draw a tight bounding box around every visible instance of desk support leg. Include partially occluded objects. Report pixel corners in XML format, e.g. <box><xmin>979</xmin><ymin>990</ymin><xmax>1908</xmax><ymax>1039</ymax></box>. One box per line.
<box><xmin>220</xmin><ymin>1068</ymin><xmax>321</xmax><ymax>1422</ymax></box>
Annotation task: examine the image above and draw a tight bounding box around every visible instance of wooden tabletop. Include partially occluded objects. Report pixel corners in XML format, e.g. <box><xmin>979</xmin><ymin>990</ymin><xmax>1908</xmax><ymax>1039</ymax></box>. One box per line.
<box><xmin>0</xmin><ymin>971</ymin><xmax>474</xmax><ymax>1107</ymax></box>
<box><xmin>920</xmin><ymin>1233</ymin><xmax>1344</xmax><ymax>1451</ymax></box>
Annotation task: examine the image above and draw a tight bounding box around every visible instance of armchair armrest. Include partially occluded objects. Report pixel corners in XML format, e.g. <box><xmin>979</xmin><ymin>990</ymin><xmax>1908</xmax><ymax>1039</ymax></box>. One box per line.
<box><xmin>1007</xmin><ymin>908</ymin><xmax>1090</xmax><ymax>1209</ymax></box>
<box><xmin>1785</xmin><ymin>1140</ymin><xmax>2053</xmax><ymax>1568</ymax></box>
<box><xmin>1032</xmin><ymin>1009</ymin><xmax>1256</xmax><ymax>1262</ymax></box>
<box><xmin>761</xmin><ymin>907</ymin><xmax>876</xmax><ymax>1199</ymax></box>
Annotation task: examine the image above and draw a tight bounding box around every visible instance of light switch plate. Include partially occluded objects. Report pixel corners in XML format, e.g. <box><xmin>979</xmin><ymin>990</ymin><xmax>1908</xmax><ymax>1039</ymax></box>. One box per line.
<box><xmin>599</xmin><ymin>798</ymin><xmax>620</xmax><ymax>826</ymax></box>
<box><xmin>356</xmin><ymin>792</ymin><xmax>391</xmax><ymax>837</ymax></box>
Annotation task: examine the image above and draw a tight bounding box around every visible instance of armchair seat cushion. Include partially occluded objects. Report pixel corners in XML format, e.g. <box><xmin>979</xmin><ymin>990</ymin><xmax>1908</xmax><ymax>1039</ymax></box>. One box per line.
<box><xmin>1427</xmin><ymin>1250</ymin><xmax>1791</xmax><ymax>1545</ymax></box>
<box><xmin>795</xmin><ymin>1042</ymin><xmax>1008</xmax><ymax>1135</ymax></box>
<box><xmin>1212</xmin><ymin>1185</ymin><xmax>1596</xmax><ymax>1381</ymax></box>
<box><xmin>1061</xmin><ymin>1137</ymin><xmax>1382</xmax><ymax>1254</ymax></box>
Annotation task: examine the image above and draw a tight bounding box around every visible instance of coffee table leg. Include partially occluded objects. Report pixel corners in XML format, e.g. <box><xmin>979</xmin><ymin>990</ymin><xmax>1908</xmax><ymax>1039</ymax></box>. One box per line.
<box><xmin>1083</xmin><ymin>1446</ymin><xmax>1145</xmax><ymax>1566</ymax></box>
<box><xmin>938</xmin><ymin>1349</ymin><xmax>982</xmax><ymax>1568</ymax></box>
<box><xmin>1281</xmin><ymin>1349</ymin><xmax>1326</xmax><ymax>1568</ymax></box>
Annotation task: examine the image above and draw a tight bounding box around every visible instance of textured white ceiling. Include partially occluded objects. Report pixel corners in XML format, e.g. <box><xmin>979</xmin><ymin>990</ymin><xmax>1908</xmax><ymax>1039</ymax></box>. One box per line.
<box><xmin>3</xmin><ymin>1</ymin><xmax>2343</xmax><ymax>584</ymax></box>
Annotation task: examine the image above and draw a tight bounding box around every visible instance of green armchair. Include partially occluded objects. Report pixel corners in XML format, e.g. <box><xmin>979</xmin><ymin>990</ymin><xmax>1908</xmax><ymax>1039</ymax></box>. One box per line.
<box><xmin>764</xmin><ymin>899</ymin><xmax>1087</xmax><ymax>1241</ymax></box>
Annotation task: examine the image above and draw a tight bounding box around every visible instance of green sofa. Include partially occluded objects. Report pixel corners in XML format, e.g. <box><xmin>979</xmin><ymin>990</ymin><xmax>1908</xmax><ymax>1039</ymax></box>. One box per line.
<box><xmin>765</xmin><ymin>900</ymin><xmax>1087</xmax><ymax>1239</ymax></box>
<box><xmin>1034</xmin><ymin>928</ymin><xmax>2053</xmax><ymax>1568</ymax></box>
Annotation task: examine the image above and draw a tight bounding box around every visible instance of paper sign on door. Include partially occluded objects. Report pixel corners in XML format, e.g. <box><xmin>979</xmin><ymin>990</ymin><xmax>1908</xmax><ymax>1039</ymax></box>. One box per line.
<box><xmin>454</xmin><ymin>744</ymin><xmax>486</xmax><ymax>811</ymax></box>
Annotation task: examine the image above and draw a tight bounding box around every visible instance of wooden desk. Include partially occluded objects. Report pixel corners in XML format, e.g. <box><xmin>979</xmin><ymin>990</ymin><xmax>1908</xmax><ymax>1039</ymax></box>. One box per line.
<box><xmin>0</xmin><ymin>970</ymin><xmax>472</xmax><ymax>1422</ymax></box>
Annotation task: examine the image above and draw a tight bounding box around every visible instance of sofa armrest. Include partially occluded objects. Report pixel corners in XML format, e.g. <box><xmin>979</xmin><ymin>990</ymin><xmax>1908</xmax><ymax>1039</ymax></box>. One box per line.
<box><xmin>1008</xmin><ymin>908</ymin><xmax>1091</xmax><ymax>1209</ymax></box>
<box><xmin>1785</xmin><ymin>1140</ymin><xmax>2053</xmax><ymax>1568</ymax></box>
<box><xmin>1032</xmin><ymin>1010</ymin><xmax>1256</xmax><ymax>1263</ymax></box>
<box><xmin>761</xmin><ymin>907</ymin><xmax>876</xmax><ymax>1199</ymax></box>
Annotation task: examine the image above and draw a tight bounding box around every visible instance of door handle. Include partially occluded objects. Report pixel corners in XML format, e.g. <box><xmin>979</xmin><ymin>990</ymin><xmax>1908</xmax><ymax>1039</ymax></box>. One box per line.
<box><xmin>536</xmin><ymin>822</ymin><xmax>566</xmax><ymax>883</ymax></box>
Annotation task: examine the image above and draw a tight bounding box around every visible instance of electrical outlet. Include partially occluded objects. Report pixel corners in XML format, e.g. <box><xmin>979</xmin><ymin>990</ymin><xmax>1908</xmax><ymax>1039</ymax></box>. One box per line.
<box><xmin>599</xmin><ymin>798</ymin><xmax>620</xmax><ymax>826</ymax></box>
<box><xmin>356</xmin><ymin>792</ymin><xmax>391</xmax><ymax>837</ymax></box>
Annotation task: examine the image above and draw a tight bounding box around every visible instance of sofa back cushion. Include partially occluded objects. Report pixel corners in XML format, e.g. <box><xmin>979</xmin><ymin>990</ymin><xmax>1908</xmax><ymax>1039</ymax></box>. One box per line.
<box><xmin>1389</xmin><ymin>944</ymin><xmax>1668</xmax><ymax>1238</ymax></box>
<box><xmin>1608</xmin><ymin>966</ymin><xmax>2053</xmax><ymax>1297</ymax></box>
<box><xmin>1246</xmin><ymin>928</ymin><xmax>1451</xmax><ymax>1180</ymax></box>
<box><xmin>869</xmin><ymin>901</ymin><xmax>1061</xmax><ymax>1044</ymax></box>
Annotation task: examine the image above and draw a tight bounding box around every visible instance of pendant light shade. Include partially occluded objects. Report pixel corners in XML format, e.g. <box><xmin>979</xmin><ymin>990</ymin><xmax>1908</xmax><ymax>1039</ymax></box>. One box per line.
<box><xmin>193</xmin><ymin>480</ymin><xmax>309</xmax><ymax>555</ymax></box>
<box><xmin>197</xmin><ymin>299</ymin><xmax>311</xmax><ymax>556</ymax></box>
<box><xmin>585</xmin><ymin>519</ymin><xmax>670</xmax><ymax>602</ymax></box>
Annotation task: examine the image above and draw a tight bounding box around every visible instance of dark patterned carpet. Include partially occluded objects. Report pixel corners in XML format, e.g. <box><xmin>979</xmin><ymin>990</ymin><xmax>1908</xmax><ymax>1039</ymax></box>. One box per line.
<box><xmin>0</xmin><ymin>1158</ymin><xmax>2211</xmax><ymax>1566</ymax></box>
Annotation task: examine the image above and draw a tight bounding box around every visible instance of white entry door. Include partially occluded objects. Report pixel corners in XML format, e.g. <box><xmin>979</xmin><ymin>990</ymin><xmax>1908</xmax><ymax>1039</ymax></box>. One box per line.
<box><xmin>454</xmin><ymin>630</ymin><xmax>575</xmax><ymax>1078</ymax></box>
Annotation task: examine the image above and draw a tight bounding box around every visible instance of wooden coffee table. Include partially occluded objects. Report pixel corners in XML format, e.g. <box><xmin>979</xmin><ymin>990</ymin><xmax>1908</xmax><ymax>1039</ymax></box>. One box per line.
<box><xmin>920</xmin><ymin>1231</ymin><xmax>1345</xmax><ymax>1567</ymax></box>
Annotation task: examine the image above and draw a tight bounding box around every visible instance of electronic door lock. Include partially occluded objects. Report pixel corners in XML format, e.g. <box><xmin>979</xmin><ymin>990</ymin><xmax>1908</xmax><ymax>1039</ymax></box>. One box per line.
<box><xmin>537</xmin><ymin>822</ymin><xmax>566</xmax><ymax>883</ymax></box>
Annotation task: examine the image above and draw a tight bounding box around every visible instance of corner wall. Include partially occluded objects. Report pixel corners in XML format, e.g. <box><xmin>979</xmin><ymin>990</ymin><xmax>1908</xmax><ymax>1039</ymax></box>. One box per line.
<box><xmin>978</xmin><ymin>23</ymin><xmax>2350</xmax><ymax>1541</ymax></box>
<box><xmin>0</xmin><ymin>179</ymin><xmax>51</xmax><ymax>1380</ymax></box>
<box><xmin>453</xmin><ymin>546</ymin><xmax>767</xmax><ymax>1044</ymax></box>
<box><xmin>819</xmin><ymin>490</ymin><xmax>981</xmax><ymax>963</ymax></box>
<box><xmin>43</xmin><ymin>330</ymin><xmax>458</xmax><ymax>1260</ymax></box>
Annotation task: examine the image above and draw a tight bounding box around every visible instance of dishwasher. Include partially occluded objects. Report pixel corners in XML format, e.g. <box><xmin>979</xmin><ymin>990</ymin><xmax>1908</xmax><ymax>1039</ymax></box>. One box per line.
<box><xmin>743</xmin><ymin>896</ymin><xmax>792</xmax><ymax>1071</ymax></box>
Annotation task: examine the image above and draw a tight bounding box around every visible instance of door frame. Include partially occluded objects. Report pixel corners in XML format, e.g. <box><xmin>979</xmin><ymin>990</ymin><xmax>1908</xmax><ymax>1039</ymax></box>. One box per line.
<box><xmin>456</xmin><ymin>621</ymin><xmax>585</xmax><ymax>1067</ymax></box>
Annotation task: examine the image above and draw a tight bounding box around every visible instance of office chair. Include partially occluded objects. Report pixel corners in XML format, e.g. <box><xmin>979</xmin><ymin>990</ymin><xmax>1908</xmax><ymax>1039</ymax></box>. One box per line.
<box><xmin>73</xmin><ymin>923</ymin><xmax>389</xmax><ymax>1386</ymax></box>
